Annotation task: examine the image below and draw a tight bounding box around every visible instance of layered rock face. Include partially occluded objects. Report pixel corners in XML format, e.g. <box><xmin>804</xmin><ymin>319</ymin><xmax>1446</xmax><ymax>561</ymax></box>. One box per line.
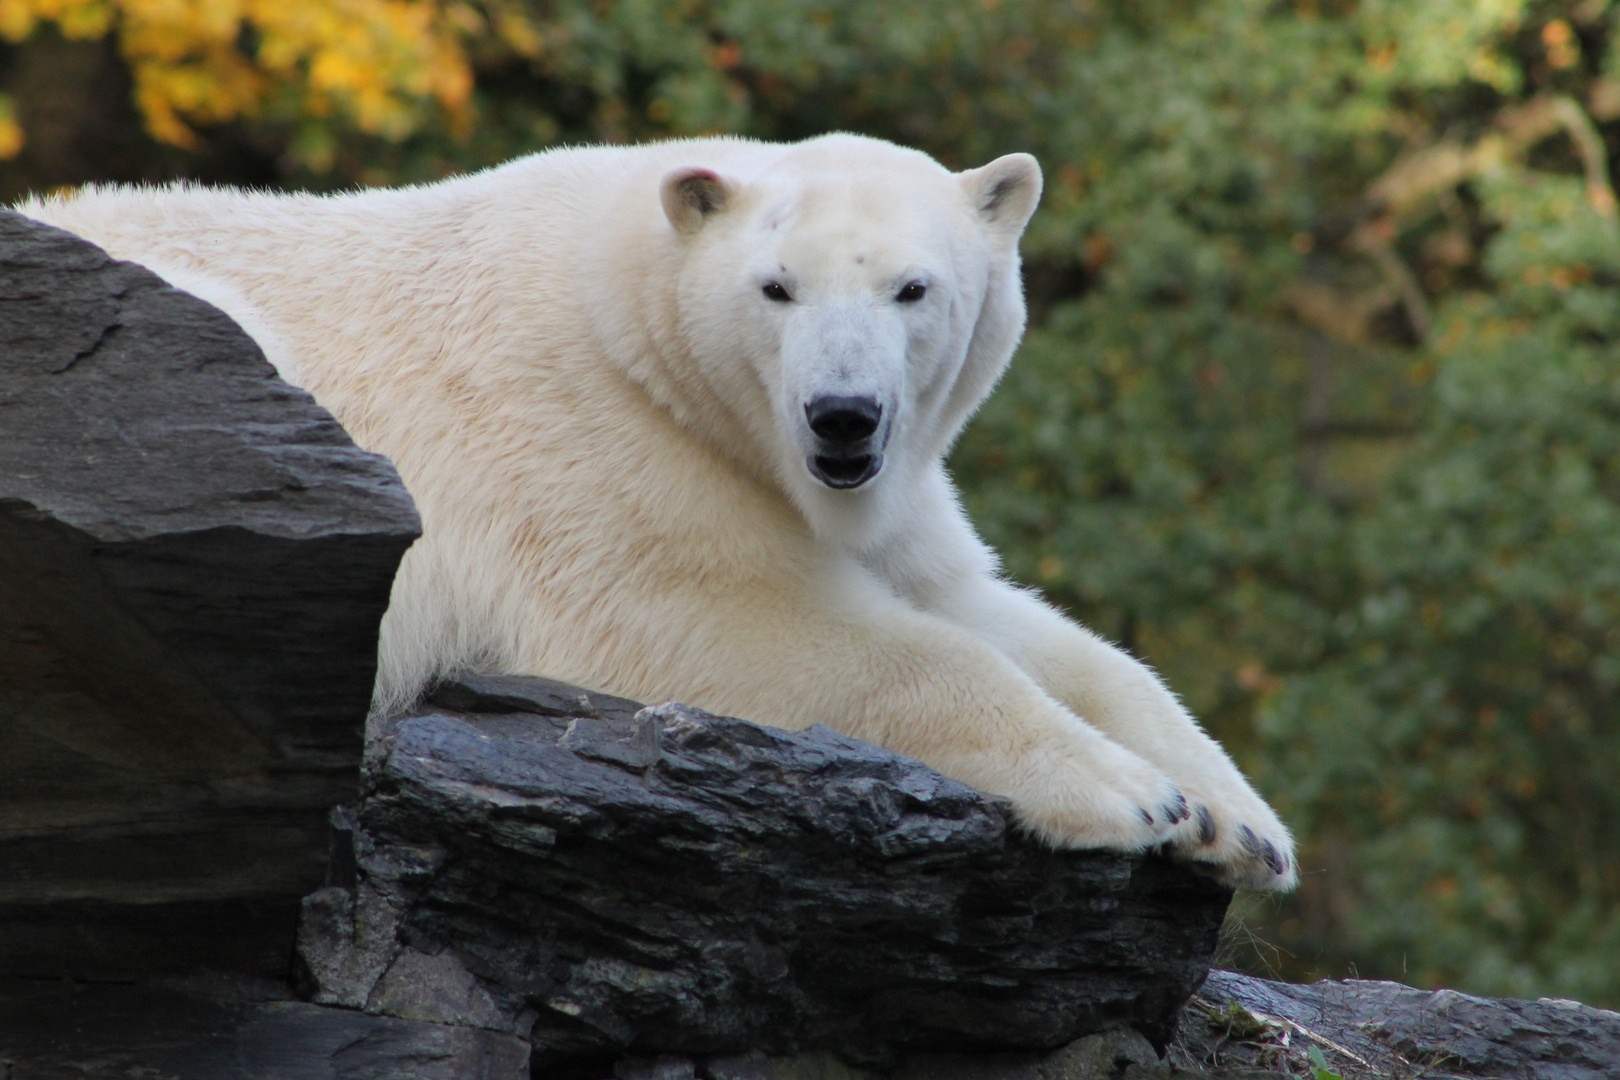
<box><xmin>1179</xmin><ymin>970</ymin><xmax>1620</xmax><ymax>1080</ymax></box>
<box><xmin>0</xmin><ymin>210</ymin><xmax>420</xmax><ymax>980</ymax></box>
<box><xmin>299</xmin><ymin>675</ymin><xmax>1231</xmax><ymax>1071</ymax></box>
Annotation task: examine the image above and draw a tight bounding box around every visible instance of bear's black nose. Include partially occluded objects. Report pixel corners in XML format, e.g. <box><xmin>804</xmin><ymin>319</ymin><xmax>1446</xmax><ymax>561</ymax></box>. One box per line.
<box><xmin>805</xmin><ymin>396</ymin><xmax>882</xmax><ymax>444</ymax></box>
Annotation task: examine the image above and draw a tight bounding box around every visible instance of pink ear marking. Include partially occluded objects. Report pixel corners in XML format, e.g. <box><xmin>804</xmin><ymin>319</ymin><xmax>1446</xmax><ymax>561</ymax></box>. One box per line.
<box><xmin>662</xmin><ymin>167</ymin><xmax>732</xmax><ymax>234</ymax></box>
<box><xmin>675</xmin><ymin>169</ymin><xmax>724</xmax><ymax>214</ymax></box>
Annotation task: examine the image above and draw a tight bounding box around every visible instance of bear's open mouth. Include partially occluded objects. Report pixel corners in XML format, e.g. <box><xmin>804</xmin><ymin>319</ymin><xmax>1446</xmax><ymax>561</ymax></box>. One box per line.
<box><xmin>810</xmin><ymin>453</ymin><xmax>882</xmax><ymax>489</ymax></box>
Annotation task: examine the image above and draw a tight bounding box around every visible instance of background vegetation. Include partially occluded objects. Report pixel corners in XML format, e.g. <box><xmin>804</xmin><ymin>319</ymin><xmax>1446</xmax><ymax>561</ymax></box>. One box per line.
<box><xmin>4</xmin><ymin>0</ymin><xmax>1618</xmax><ymax>1006</ymax></box>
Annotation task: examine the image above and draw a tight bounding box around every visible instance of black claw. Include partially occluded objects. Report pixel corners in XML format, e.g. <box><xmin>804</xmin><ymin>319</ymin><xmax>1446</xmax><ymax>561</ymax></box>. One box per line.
<box><xmin>1139</xmin><ymin>807</ymin><xmax>1155</xmax><ymax>826</ymax></box>
<box><xmin>1162</xmin><ymin>789</ymin><xmax>1189</xmax><ymax>824</ymax></box>
<box><xmin>1196</xmin><ymin>805</ymin><xmax>1216</xmax><ymax>845</ymax></box>
<box><xmin>1237</xmin><ymin>825</ymin><xmax>1287</xmax><ymax>875</ymax></box>
<box><xmin>1262</xmin><ymin>840</ymin><xmax>1286</xmax><ymax>876</ymax></box>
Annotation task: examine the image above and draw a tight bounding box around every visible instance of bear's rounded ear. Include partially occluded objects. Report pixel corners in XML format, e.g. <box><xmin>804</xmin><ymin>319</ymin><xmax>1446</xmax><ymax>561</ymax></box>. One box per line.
<box><xmin>959</xmin><ymin>153</ymin><xmax>1043</xmax><ymax>238</ymax></box>
<box><xmin>661</xmin><ymin>167</ymin><xmax>736</xmax><ymax>236</ymax></box>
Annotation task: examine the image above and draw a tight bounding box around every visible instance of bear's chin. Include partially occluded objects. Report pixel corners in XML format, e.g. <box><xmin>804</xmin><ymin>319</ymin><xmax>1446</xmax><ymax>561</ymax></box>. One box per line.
<box><xmin>809</xmin><ymin>453</ymin><xmax>882</xmax><ymax>490</ymax></box>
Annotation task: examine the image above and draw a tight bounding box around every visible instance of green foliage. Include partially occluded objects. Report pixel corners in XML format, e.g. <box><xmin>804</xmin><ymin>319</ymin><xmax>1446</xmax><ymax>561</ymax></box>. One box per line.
<box><xmin>1261</xmin><ymin>163</ymin><xmax>1620</xmax><ymax>1000</ymax></box>
<box><xmin>7</xmin><ymin>0</ymin><xmax>1620</xmax><ymax>1007</ymax></box>
<box><xmin>1307</xmin><ymin>1044</ymin><xmax>1344</xmax><ymax>1080</ymax></box>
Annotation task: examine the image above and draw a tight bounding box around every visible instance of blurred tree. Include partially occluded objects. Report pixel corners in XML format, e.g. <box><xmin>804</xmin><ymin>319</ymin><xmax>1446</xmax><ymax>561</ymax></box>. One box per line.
<box><xmin>0</xmin><ymin>0</ymin><xmax>510</xmax><ymax>193</ymax></box>
<box><xmin>3</xmin><ymin>0</ymin><xmax>1619</xmax><ymax>1006</ymax></box>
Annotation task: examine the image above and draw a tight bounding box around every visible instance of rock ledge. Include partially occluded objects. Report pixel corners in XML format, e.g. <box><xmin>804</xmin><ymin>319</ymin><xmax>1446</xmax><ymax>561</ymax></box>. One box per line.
<box><xmin>298</xmin><ymin>674</ymin><xmax>1234</xmax><ymax>1070</ymax></box>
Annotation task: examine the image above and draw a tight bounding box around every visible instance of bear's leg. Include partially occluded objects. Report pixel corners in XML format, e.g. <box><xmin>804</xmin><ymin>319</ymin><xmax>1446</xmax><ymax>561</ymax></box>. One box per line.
<box><xmin>594</xmin><ymin>576</ymin><xmax>1193</xmax><ymax>855</ymax></box>
<box><xmin>919</xmin><ymin>574</ymin><xmax>1296</xmax><ymax>890</ymax></box>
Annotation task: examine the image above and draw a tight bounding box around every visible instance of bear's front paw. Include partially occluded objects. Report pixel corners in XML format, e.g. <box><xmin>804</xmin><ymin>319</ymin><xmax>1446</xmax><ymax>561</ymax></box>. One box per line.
<box><xmin>1169</xmin><ymin>785</ymin><xmax>1296</xmax><ymax>891</ymax></box>
<box><xmin>1002</xmin><ymin>740</ymin><xmax>1190</xmax><ymax>854</ymax></box>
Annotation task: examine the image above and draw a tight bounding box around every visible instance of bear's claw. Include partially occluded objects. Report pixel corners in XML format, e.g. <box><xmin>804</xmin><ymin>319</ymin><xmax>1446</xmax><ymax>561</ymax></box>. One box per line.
<box><xmin>1195</xmin><ymin>804</ymin><xmax>1216</xmax><ymax>845</ymax></box>
<box><xmin>1238</xmin><ymin>824</ymin><xmax>1289</xmax><ymax>877</ymax></box>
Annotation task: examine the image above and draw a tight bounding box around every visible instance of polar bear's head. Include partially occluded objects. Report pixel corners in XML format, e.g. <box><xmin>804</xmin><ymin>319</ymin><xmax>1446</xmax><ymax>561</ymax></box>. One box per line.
<box><xmin>652</xmin><ymin>136</ymin><xmax>1041</xmax><ymax>544</ymax></box>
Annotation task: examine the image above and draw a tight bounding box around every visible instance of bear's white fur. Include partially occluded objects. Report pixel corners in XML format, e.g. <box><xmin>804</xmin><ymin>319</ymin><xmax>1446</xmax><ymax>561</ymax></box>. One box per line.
<box><xmin>21</xmin><ymin>134</ymin><xmax>1296</xmax><ymax>889</ymax></box>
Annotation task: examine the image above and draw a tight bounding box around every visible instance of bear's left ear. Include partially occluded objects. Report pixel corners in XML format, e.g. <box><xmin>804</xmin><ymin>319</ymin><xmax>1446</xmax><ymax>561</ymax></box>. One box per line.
<box><xmin>661</xmin><ymin>167</ymin><xmax>738</xmax><ymax>236</ymax></box>
<box><xmin>959</xmin><ymin>153</ymin><xmax>1042</xmax><ymax>238</ymax></box>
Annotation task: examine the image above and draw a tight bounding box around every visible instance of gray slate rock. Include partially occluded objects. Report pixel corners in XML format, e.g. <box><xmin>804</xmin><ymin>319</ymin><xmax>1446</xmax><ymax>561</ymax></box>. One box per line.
<box><xmin>302</xmin><ymin>674</ymin><xmax>1233</xmax><ymax>1071</ymax></box>
<box><xmin>1178</xmin><ymin>969</ymin><xmax>1620</xmax><ymax>1079</ymax></box>
<box><xmin>0</xmin><ymin>210</ymin><xmax>420</xmax><ymax>980</ymax></box>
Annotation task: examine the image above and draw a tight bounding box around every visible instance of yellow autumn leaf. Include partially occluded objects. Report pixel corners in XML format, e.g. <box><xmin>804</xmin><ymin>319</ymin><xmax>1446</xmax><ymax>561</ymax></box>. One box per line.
<box><xmin>0</xmin><ymin>92</ymin><xmax>23</xmax><ymax>158</ymax></box>
<box><xmin>1</xmin><ymin>0</ymin><xmax>478</xmax><ymax>164</ymax></box>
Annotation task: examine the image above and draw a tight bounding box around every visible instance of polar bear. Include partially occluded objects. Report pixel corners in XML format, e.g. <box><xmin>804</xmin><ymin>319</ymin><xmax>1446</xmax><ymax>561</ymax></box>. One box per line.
<box><xmin>21</xmin><ymin>134</ymin><xmax>1294</xmax><ymax>889</ymax></box>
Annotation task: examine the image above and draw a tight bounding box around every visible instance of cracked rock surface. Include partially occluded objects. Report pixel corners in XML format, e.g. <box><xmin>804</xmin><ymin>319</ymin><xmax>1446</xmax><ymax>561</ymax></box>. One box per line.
<box><xmin>1174</xmin><ymin>969</ymin><xmax>1620</xmax><ymax>1079</ymax></box>
<box><xmin>299</xmin><ymin>673</ymin><xmax>1234</xmax><ymax>1071</ymax></box>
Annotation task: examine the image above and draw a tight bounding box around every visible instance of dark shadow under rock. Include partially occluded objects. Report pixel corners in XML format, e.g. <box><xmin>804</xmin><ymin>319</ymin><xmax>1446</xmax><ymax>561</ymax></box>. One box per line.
<box><xmin>300</xmin><ymin>674</ymin><xmax>1234</xmax><ymax>1071</ymax></box>
<box><xmin>0</xmin><ymin>974</ymin><xmax>529</xmax><ymax>1080</ymax></box>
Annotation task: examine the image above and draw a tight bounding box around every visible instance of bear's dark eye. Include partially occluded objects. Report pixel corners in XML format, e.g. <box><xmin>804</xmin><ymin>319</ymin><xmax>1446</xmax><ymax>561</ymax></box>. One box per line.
<box><xmin>896</xmin><ymin>281</ymin><xmax>927</xmax><ymax>303</ymax></box>
<box><xmin>762</xmin><ymin>282</ymin><xmax>793</xmax><ymax>303</ymax></box>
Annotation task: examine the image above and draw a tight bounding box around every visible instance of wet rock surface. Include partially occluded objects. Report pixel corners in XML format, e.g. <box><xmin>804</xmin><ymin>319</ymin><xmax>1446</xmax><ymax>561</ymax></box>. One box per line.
<box><xmin>299</xmin><ymin>674</ymin><xmax>1234</xmax><ymax>1071</ymax></box>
